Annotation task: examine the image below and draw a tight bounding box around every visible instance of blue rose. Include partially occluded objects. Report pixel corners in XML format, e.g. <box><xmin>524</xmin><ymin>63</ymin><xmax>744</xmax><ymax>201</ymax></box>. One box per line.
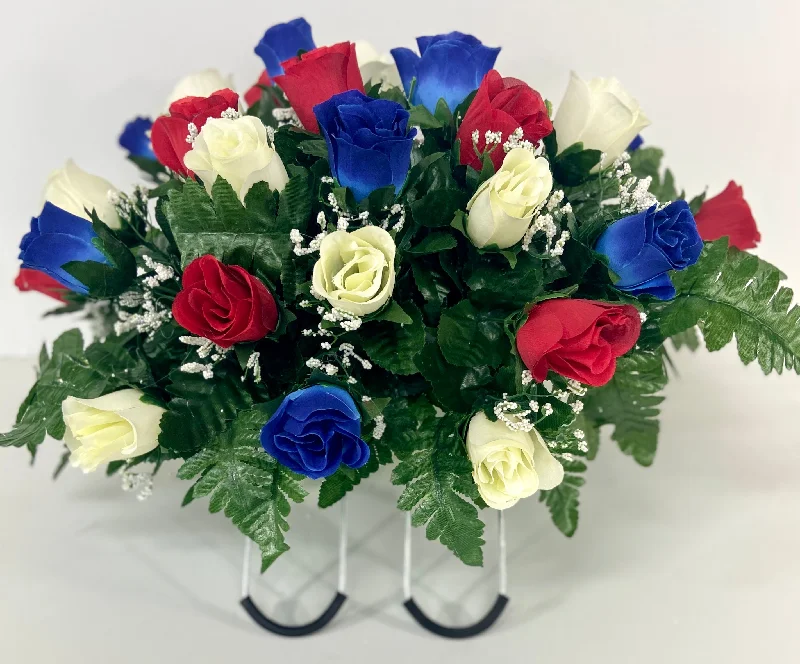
<box><xmin>119</xmin><ymin>116</ymin><xmax>154</xmax><ymax>160</ymax></box>
<box><xmin>313</xmin><ymin>90</ymin><xmax>416</xmax><ymax>202</ymax></box>
<box><xmin>254</xmin><ymin>17</ymin><xmax>316</xmax><ymax>79</ymax></box>
<box><xmin>391</xmin><ymin>31</ymin><xmax>500</xmax><ymax>113</ymax></box>
<box><xmin>260</xmin><ymin>385</ymin><xmax>370</xmax><ymax>479</ymax></box>
<box><xmin>18</xmin><ymin>202</ymin><xmax>109</xmax><ymax>295</ymax></box>
<box><xmin>595</xmin><ymin>200</ymin><xmax>703</xmax><ymax>300</ymax></box>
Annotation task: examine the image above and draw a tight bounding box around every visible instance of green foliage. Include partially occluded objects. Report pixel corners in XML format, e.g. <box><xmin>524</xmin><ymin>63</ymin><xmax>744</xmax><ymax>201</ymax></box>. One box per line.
<box><xmin>585</xmin><ymin>351</ymin><xmax>668</xmax><ymax>466</ymax></box>
<box><xmin>158</xmin><ymin>363</ymin><xmax>253</xmax><ymax>458</ymax></box>
<box><xmin>361</xmin><ymin>302</ymin><xmax>425</xmax><ymax>375</ymax></box>
<box><xmin>437</xmin><ymin>300</ymin><xmax>509</xmax><ymax>368</ymax></box>
<box><xmin>164</xmin><ymin>173</ymin><xmax>311</xmax><ymax>283</ymax></box>
<box><xmin>464</xmin><ymin>251</ymin><xmax>544</xmax><ymax>308</ymax></box>
<box><xmin>390</xmin><ymin>399</ymin><xmax>485</xmax><ymax>566</ymax></box>
<box><xmin>657</xmin><ymin>239</ymin><xmax>800</xmax><ymax>374</ymax></box>
<box><xmin>628</xmin><ymin>147</ymin><xmax>679</xmax><ymax>201</ymax></box>
<box><xmin>178</xmin><ymin>404</ymin><xmax>307</xmax><ymax>571</ymax></box>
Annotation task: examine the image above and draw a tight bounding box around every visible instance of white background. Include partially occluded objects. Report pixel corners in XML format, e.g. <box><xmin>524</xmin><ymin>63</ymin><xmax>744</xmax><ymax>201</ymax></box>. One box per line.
<box><xmin>1</xmin><ymin>0</ymin><xmax>799</xmax><ymax>661</ymax></box>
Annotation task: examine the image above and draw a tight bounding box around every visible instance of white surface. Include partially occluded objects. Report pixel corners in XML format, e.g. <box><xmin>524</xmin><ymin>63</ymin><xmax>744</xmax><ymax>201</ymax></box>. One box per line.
<box><xmin>2</xmin><ymin>0</ymin><xmax>800</xmax><ymax>661</ymax></box>
<box><xmin>2</xmin><ymin>345</ymin><xmax>800</xmax><ymax>662</ymax></box>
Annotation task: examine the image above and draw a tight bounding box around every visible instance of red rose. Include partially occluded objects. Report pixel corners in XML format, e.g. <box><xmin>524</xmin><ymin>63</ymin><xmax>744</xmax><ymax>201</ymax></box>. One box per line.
<box><xmin>516</xmin><ymin>299</ymin><xmax>641</xmax><ymax>387</ymax></box>
<box><xmin>172</xmin><ymin>255</ymin><xmax>278</xmax><ymax>348</ymax></box>
<box><xmin>273</xmin><ymin>42</ymin><xmax>364</xmax><ymax>133</ymax></box>
<box><xmin>244</xmin><ymin>70</ymin><xmax>272</xmax><ymax>107</ymax></box>
<box><xmin>14</xmin><ymin>268</ymin><xmax>67</xmax><ymax>303</ymax></box>
<box><xmin>694</xmin><ymin>181</ymin><xmax>761</xmax><ymax>250</ymax></box>
<box><xmin>457</xmin><ymin>70</ymin><xmax>553</xmax><ymax>171</ymax></box>
<box><xmin>151</xmin><ymin>88</ymin><xmax>240</xmax><ymax>176</ymax></box>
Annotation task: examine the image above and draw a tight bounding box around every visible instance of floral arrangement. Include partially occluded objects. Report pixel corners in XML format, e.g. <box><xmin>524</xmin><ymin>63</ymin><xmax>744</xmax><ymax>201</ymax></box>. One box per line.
<box><xmin>5</xmin><ymin>18</ymin><xmax>796</xmax><ymax>570</ymax></box>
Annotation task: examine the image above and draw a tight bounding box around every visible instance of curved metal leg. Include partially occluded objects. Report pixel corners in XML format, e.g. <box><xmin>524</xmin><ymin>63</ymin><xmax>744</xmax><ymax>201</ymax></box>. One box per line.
<box><xmin>402</xmin><ymin>510</ymin><xmax>509</xmax><ymax>639</ymax></box>
<box><xmin>240</xmin><ymin>499</ymin><xmax>348</xmax><ymax>637</ymax></box>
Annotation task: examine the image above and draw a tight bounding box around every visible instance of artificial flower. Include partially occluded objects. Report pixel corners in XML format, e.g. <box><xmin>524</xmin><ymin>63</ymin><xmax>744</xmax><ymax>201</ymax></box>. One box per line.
<box><xmin>43</xmin><ymin>160</ymin><xmax>120</xmax><ymax>229</ymax></box>
<box><xmin>457</xmin><ymin>70</ymin><xmax>552</xmax><ymax>171</ymax></box>
<box><xmin>18</xmin><ymin>202</ymin><xmax>109</xmax><ymax>295</ymax></box>
<box><xmin>312</xmin><ymin>226</ymin><xmax>396</xmax><ymax>316</ymax></box>
<box><xmin>355</xmin><ymin>41</ymin><xmax>402</xmax><ymax>88</ymax></box>
<box><xmin>466</xmin><ymin>148</ymin><xmax>553</xmax><ymax>249</ymax></box>
<box><xmin>391</xmin><ymin>31</ymin><xmax>500</xmax><ymax>113</ymax></box>
<box><xmin>260</xmin><ymin>385</ymin><xmax>369</xmax><ymax>479</ymax></box>
<box><xmin>595</xmin><ymin>200</ymin><xmax>703</xmax><ymax>300</ymax></box>
<box><xmin>255</xmin><ymin>17</ymin><xmax>316</xmax><ymax>78</ymax></box>
<box><xmin>517</xmin><ymin>299</ymin><xmax>641</xmax><ymax>387</ymax></box>
<box><xmin>118</xmin><ymin>117</ymin><xmax>155</xmax><ymax>160</ymax></box>
<box><xmin>553</xmin><ymin>72</ymin><xmax>650</xmax><ymax>169</ymax></box>
<box><xmin>165</xmin><ymin>68</ymin><xmax>233</xmax><ymax>108</ymax></box>
<box><xmin>244</xmin><ymin>70</ymin><xmax>272</xmax><ymax>107</ymax></box>
<box><xmin>14</xmin><ymin>267</ymin><xmax>68</xmax><ymax>302</ymax></box>
<box><xmin>314</xmin><ymin>90</ymin><xmax>415</xmax><ymax>201</ymax></box>
<box><xmin>62</xmin><ymin>389</ymin><xmax>165</xmax><ymax>473</ymax></box>
<box><xmin>183</xmin><ymin>116</ymin><xmax>289</xmax><ymax>201</ymax></box>
<box><xmin>172</xmin><ymin>255</ymin><xmax>278</xmax><ymax>348</ymax></box>
<box><xmin>466</xmin><ymin>412</ymin><xmax>564</xmax><ymax>510</ymax></box>
<box><xmin>151</xmin><ymin>88</ymin><xmax>241</xmax><ymax>177</ymax></box>
<box><xmin>273</xmin><ymin>42</ymin><xmax>364</xmax><ymax>133</ymax></box>
<box><xmin>694</xmin><ymin>181</ymin><xmax>760</xmax><ymax>250</ymax></box>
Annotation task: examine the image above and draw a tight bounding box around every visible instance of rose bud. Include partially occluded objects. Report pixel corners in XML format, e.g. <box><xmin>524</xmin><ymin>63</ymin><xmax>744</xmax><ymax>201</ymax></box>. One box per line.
<box><xmin>172</xmin><ymin>255</ymin><xmax>279</xmax><ymax>348</ymax></box>
<box><xmin>62</xmin><ymin>389</ymin><xmax>165</xmax><ymax>473</ymax></box>
<box><xmin>694</xmin><ymin>181</ymin><xmax>761</xmax><ymax>250</ymax></box>
<box><xmin>14</xmin><ymin>268</ymin><xmax>68</xmax><ymax>302</ymax></box>
<box><xmin>260</xmin><ymin>385</ymin><xmax>369</xmax><ymax>479</ymax></box>
<box><xmin>457</xmin><ymin>70</ymin><xmax>552</xmax><ymax>171</ymax></box>
<box><xmin>391</xmin><ymin>31</ymin><xmax>500</xmax><ymax>113</ymax></box>
<box><xmin>466</xmin><ymin>148</ymin><xmax>553</xmax><ymax>249</ymax></box>
<box><xmin>517</xmin><ymin>299</ymin><xmax>641</xmax><ymax>387</ymax></box>
<box><xmin>312</xmin><ymin>226</ymin><xmax>396</xmax><ymax>316</ymax></box>
<box><xmin>273</xmin><ymin>42</ymin><xmax>364</xmax><ymax>133</ymax></box>
<box><xmin>183</xmin><ymin>116</ymin><xmax>289</xmax><ymax>201</ymax></box>
<box><xmin>595</xmin><ymin>200</ymin><xmax>703</xmax><ymax>300</ymax></box>
<box><xmin>254</xmin><ymin>17</ymin><xmax>316</xmax><ymax>78</ymax></box>
<box><xmin>553</xmin><ymin>72</ymin><xmax>650</xmax><ymax>169</ymax></box>
<box><xmin>466</xmin><ymin>412</ymin><xmax>564</xmax><ymax>510</ymax></box>
<box><xmin>313</xmin><ymin>90</ymin><xmax>415</xmax><ymax>202</ymax></box>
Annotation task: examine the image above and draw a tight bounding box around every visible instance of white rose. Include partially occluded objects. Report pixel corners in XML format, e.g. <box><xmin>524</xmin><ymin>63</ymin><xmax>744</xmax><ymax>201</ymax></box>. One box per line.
<box><xmin>165</xmin><ymin>68</ymin><xmax>233</xmax><ymax>108</ymax></box>
<box><xmin>184</xmin><ymin>116</ymin><xmax>289</xmax><ymax>201</ymax></box>
<box><xmin>553</xmin><ymin>72</ymin><xmax>650</xmax><ymax>169</ymax></box>
<box><xmin>466</xmin><ymin>412</ymin><xmax>564</xmax><ymax>510</ymax></box>
<box><xmin>312</xmin><ymin>226</ymin><xmax>396</xmax><ymax>316</ymax></box>
<box><xmin>43</xmin><ymin>159</ymin><xmax>121</xmax><ymax>229</ymax></box>
<box><xmin>466</xmin><ymin>148</ymin><xmax>553</xmax><ymax>249</ymax></box>
<box><xmin>355</xmin><ymin>41</ymin><xmax>402</xmax><ymax>89</ymax></box>
<box><xmin>62</xmin><ymin>389</ymin><xmax>166</xmax><ymax>473</ymax></box>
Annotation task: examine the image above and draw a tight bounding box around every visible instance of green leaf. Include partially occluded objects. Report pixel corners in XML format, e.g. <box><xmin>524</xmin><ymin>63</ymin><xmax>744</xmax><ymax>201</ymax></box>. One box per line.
<box><xmin>670</xmin><ymin>327</ymin><xmax>701</xmax><ymax>352</ymax></box>
<box><xmin>410</xmin><ymin>189</ymin><xmax>469</xmax><ymax>228</ymax></box>
<box><xmin>437</xmin><ymin>300</ymin><xmax>509</xmax><ymax>368</ymax></box>
<box><xmin>158</xmin><ymin>363</ymin><xmax>253</xmax><ymax>458</ymax></box>
<box><xmin>178</xmin><ymin>404</ymin><xmax>307</xmax><ymax>571</ymax></box>
<box><xmin>586</xmin><ymin>351</ymin><xmax>668</xmax><ymax>466</ymax></box>
<box><xmin>658</xmin><ymin>239</ymin><xmax>800</xmax><ymax>374</ymax></box>
<box><xmin>391</xmin><ymin>401</ymin><xmax>485</xmax><ymax>566</ymax></box>
<box><xmin>370</xmin><ymin>300</ymin><xmax>414</xmax><ymax>325</ymax></box>
<box><xmin>540</xmin><ymin>474</ymin><xmax>584</xmax><ymax>537</ymax></box>
<box><xmin>361</xmin><ymin>302</ymin><xmax>425</xmax><ymax>375</ymax></box>
<box><xmin>414</xmin><ymin>341</ymin><xmax>493</xmax><ymax>413</ymax></box>
<box><xmin>552</xmin><ymin>144</ymin><xmax>603</xmax><ymax>186</ymax></box>
<box><xmin>164</xmin><ymin>175</ymin><xmax>309</xmax><ymax>282</ymax></box>
<box><xmin>412</xmin><ymin>261</ymin><xmax>451</xmax><ymax>321</ymax></box>
<box><xmin>408</xmin><ymin>232</ymin><xmax>457</xmax><ymax>255</ymax></box>
<box><xmin>62</xmin><ymin>213</ymin><xmax>137</xmax><ymax>298</ymax></box>
<box><xmin>628</xmin><ymin>147</ymin><xmax>679</xmax><ymax>202</ymax></box>
<box><xmin>408</xmin><ymin>104</ymin><xmax>443</xmax><ymax>129</ymax></box>
<box><xmin>464</xmin><ymin>251</ymin><xmax>544</xmax><ymax>308</ymax></box>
